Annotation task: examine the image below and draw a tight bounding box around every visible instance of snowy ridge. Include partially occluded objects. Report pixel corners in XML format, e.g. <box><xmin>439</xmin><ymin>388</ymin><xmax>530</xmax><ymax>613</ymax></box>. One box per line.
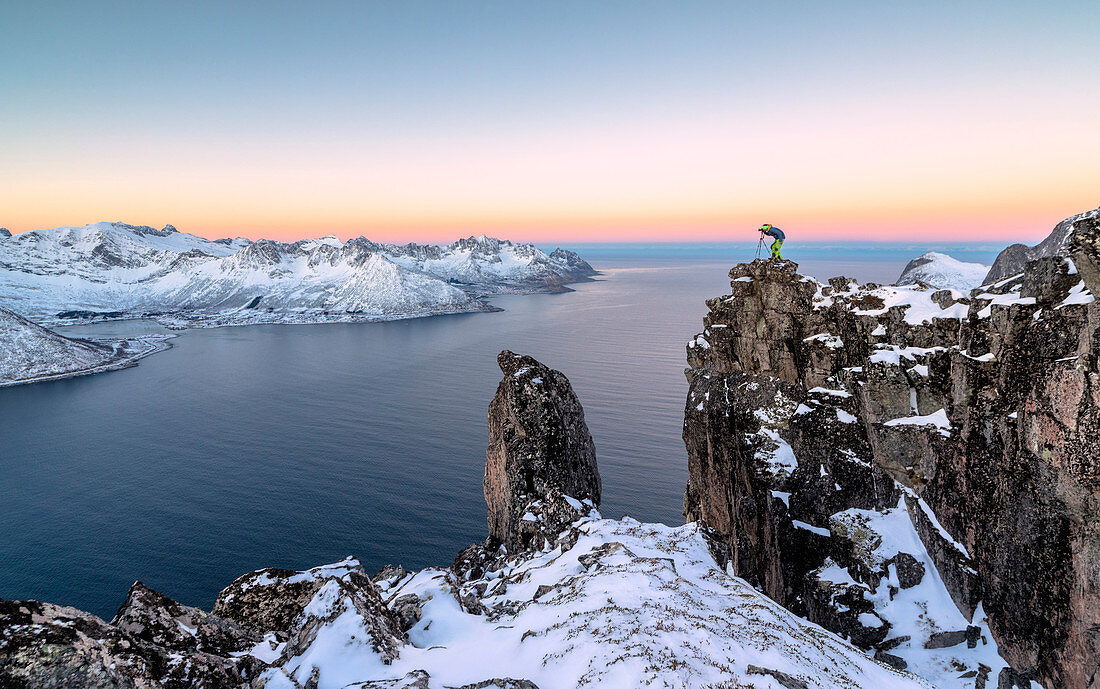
<box><xmin>896</xmin><ymin>252</ymin><xmax>989</xmax><ymax>292</ymax></box>
<box><xmin>984</xmin><ymin>206</ymin><xmax>1100</xmax><ymax>285</ymax></box>
<box><xmin>261</xmin><ymin>515</ymin><xmax>929</xmax><ymax>689</ymax></box>
<box><xmin>0</xmin><ymin>306</ymin><xmax>168</xmax><ymax>386</ymax></box>
<box><xmin>0</xmin><ymin>223</ymin><xmax>596</xmax><ymax>325</ymax></box>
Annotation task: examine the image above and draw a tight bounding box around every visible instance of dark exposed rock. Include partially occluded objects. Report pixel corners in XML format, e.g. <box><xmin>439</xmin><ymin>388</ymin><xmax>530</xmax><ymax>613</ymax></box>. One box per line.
<box><xmin>111</xmin><ymin>580</ymin><xmax>259</xmax><ymax>656</ymax></box>
<box><xmin>449</xmin><ymin>680</ymin><xmax>540</xmax><ymax>689</ymax></box>
<box><xmin>0</xmin><ymin>553</ymin><xmax>408</xmax><ymax>688</ymax></box>
<box><xmin>683</xmin><ymin>210</ymin><xmax>1100</xmax><ymax>688</ymax></box>
<box><xmin>924</xmin><ymin>627</ymin><xmax>980</xmax><ymax>649</ymax></box>
<box><xmin>485</xmin><ymin>351</ymin><xmax>600</xmax><ymax>553</ymax></box>
<box><xmin>0</xmin><ymin>228</ymin><xmax>10</xmax><ymax>237</ymax></box>
<box><xmin>878</xmin><ymin>635</ymin><xmax>910</xmax><ymax>651</ymax></box>
<box><xmin>453</xmin><ymin>542</ymin><xmax>498</xmax><ymax>581</ymax></box>
<box><xmin>874</xmin><ymin>651</ymin><xmax>908</xmax><ymax>670</ymax></box>
<box><xmin>390</xmin><ymin>594</ymin><xmax>423</xmax><ymax>632</ymax></box>
<box><xmin>346</xmin><ymin>670</ymin><xmax>431</xmax><ymax>688</ymax></box>
<box><xmin>887</xmin><ymin>552</ymin><xmax>924</xmax><ymax>589</ymax></box>
<box><xmin>0</xmin><ymin>598</ymin><xmax>253</xmax><ymax>689</ymax></box>
<box><xmin>976</xmin><ymin>663</ymin><xmax>993</xmax><ymax>689</ymax></box>
<box><xmin>746</xmin><ymin>664</ymin><xmax>810</xmax><ymax>689</ymax></box>
<box><xmin>373</xmin><ymin>565</ymin><xmax>410</xmax><ymax>587</ymax></box>
<box><xmin>997</xmin><ymin>666</ymin><xmax>1033</xmax><ymax>689</ymax></box>
<box><xmin>904</xmin><ymin>495</ymin><xmax>980</xmax><ymax>619</ymax></box>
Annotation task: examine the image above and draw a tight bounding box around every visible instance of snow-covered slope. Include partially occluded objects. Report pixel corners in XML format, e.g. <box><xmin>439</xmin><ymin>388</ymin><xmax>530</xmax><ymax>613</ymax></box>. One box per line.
<box><xmin>0</xmin><ymin>307</ymin><xmax>165</xmax><ymax>386</ymax></box>
<box><xmin>896</xmin><ymin>252</ymin><xmax>989</xmax><ymax>291</ymax></box>
<box><xmin>260</xmin><ymin>515</ymin><xmax>928</xmax><ymax>689</ymax></box>
<box><xmin>0</xmin><ymin>223</ymin><xmax>595</xmax><ymax>325</ymax></box>
<box><xmin>384</xmin><ymin>235</ymin><xmax>595</xmax><ymax>293</ymax></box>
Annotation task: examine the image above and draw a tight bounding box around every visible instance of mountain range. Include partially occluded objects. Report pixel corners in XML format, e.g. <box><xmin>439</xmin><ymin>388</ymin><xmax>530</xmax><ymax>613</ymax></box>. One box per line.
<box><xmin>0</xmin><ymin>222</ymin><xmax>597</xmax><ymax>326</ymax></box>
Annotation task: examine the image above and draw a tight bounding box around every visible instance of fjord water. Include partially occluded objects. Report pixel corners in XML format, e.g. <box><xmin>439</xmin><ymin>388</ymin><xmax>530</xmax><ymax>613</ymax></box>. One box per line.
<box><xmin>0</xmin><ymin>244</ymin><xmax>999</xmax><ymax>618</ymax></box>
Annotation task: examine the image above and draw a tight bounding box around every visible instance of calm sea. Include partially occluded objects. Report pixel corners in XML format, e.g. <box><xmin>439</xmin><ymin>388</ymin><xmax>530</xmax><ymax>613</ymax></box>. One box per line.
<box><xmin>0</xmin><ymin>243</ymin><xmax>1001</xmax><ymax>618</ymax></box>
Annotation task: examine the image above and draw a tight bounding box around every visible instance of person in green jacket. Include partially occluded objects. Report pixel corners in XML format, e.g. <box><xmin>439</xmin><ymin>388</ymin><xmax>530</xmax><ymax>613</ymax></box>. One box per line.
<box><xmin>759</xmin><ymin>224</ymin><xmax>785</xmax><ymax>259</ymax></box>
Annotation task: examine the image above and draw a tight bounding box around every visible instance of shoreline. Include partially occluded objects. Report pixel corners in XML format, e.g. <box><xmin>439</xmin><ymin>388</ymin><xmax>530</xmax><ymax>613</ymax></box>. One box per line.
<box><xmin>0</xmin><ymin>335</ymin><xmax>174</xmax><ymax>388</ymax></box>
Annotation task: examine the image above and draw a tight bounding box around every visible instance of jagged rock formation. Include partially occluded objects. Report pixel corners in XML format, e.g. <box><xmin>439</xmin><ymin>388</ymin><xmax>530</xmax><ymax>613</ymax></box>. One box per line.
<box><xmin>684</xmin><ymin>211</ymin><xmax>1100</xmax><ymax>688</ymax></box>
<box><xmin>0</xmin><ymin>306</ymin><xmax>166</xmax><ymax>386</ymax></box>
<box><xmin>0</xmin><ymin>228</ymin><xmax>10</xmax><ymax>237</ymax></box>
<box><xmin>483</xmin><ymin>350</ymin><xmax>601</xmax><ymax>552</ymax></box>
<box><xmin>0</xmin><ymin>593</ymin><xmax>261</xmax><ymax>688</ymax></box>
<box><xmin>984</xmin><ymin>206</ymin><xmax>1099</xmax><ymax>284</ymax></box>
<box><xmin>896</xmin><ymin>251</ymin><xmax>989</xmax><ymax>291</ymax></box>
<box><xmin>0</xmin><ymin>558</ymin><xmax>403</xmax><ymax>689</ymax></box>
<box><xmin>112</xmin><ymin>580</ymin><xmax>260</xmax><ymax>657</ymax></box>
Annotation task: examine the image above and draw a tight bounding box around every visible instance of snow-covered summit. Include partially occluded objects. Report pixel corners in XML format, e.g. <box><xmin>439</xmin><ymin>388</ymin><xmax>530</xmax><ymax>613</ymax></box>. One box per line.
<box><xmin>984</xmin><ymin>206</ymin><xmax>1100</xmax><ymax>285</ymax></box>
<box><xmin>0</xmin><ymin>222</ymin><xmax>596</xmax><ymax>325</ymax></box>
<box><xmin>896</xmin><ymin>251</ymin><xmax>990</xmax><ymax>291</ymax></box>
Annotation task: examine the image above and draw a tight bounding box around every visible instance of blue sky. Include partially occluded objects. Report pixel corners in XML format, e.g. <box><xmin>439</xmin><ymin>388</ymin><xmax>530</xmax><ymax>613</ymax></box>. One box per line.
<box><xmin>3</xmin><ymin>1</ymin><xmax>1098</xmax><ymax>242</ymax></box>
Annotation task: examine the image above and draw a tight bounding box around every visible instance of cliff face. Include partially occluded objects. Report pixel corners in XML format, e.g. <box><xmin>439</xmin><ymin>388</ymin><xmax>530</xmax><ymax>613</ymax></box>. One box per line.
<box><xmin>684</xmin><ymin>213</ymin><xmax>1100</xmax><ymax>688</ymax></box>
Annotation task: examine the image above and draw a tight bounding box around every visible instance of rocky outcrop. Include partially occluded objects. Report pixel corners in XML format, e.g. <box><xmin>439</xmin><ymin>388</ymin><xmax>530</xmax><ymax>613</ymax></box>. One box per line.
<box><xmin>0</xmin><ymin>557</ymin><xmax>404</xmax><ymax>689</ymax></box>
<box><xmin>213</xmin><ymin>556</ymin><xmax>404</xmax><ymax>666</ymax></box>
<box><xmin>484</xmin><ymin>350</ymin><xmax>601</xmax><ymax>553</ymax></box>
<box><xmin>684</xmin><ymin>211</ymin><xmax>1100</xmax><ymax>688</ymax></box>
<box><xmin>112</xmin><ymin>580</ymin><xmax>260</xmax><ymax>657</ymax></box>
<box><xmin>0</xmin><ymin>597</ymin><xmax>258</xmax><ymax>689</ymax></box>
<box><xmin>984</xmin><ymin>206</ymin><xmax>1099</xmax><ymax>284</ymax></box>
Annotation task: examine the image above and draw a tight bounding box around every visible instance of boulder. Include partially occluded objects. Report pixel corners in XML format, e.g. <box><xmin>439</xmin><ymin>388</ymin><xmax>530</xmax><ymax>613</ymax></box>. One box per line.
<box><xmin>213</xmin><ymin>556</ymin><xmax>364</xmax><ymax>634</ymax></box>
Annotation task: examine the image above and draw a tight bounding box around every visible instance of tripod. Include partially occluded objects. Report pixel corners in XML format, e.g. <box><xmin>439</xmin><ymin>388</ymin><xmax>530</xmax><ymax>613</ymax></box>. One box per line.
<box><xmin>755</xmin><ymin>232</ymin><xmax>764</xmax><ymax>259</ymax></box>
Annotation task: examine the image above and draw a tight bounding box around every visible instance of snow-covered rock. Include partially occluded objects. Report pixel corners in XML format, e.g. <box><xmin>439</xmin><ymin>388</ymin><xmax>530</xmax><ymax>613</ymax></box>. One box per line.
<box><xmin>281</xmin><ymin>516</ymin><xmax>926</xmax><ymax>689</ymax></box>
<box><xmin>686</xmin><ymin>239</ymin><xmax>1100</xmax><ymax>689</ymax></box>
<box><xmin>896</xmin><ymin>251</ymin><xmax>989</xmax><ymax>291</ymax></box>
<box><xmin>0</xmin><ymin>223</ymin><xmax>596</xmax><ymax>325</ymax></box>
<box><xmin>0</xmin><ymin>306</ymin><xmax>166</xmax><ymax>386</ymax></box>
<box><xmin>0</xmin><ymin>514</ymin><xmax>930</xmax><ymax>689</ymax></box>
<box><xmin>984</xmin><ymin>206</ymin><xmax>1100</xmax><ymax>285</ymax></box>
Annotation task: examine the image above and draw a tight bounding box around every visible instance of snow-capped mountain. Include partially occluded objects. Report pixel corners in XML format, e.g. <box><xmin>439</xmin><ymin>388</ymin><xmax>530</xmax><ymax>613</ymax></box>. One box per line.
<box><xmin>0</xmin><ymin>223</ymin><xmax>596</xmax><ymax>325</ymax></box>
<box><xmin>0</xmin><ymin>307</ymin><xmax>165</xmax><ymax>386</ymax></box>
<box><xmin>383</xmin><ymin>235</ymin><xmax>596</xmax><ymax>293</ymax></box>
<box><xmin>895</xmin><ymin>251</ymin><xmax>990</xmax><ymax>291</ymax></box>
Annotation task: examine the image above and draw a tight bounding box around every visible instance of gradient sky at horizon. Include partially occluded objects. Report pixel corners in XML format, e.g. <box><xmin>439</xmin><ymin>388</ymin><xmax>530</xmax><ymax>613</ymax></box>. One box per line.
<box><xmin>2</xmin><ymin>1</ymin><xmax>1098</xmax><ymax>243</ymax></box>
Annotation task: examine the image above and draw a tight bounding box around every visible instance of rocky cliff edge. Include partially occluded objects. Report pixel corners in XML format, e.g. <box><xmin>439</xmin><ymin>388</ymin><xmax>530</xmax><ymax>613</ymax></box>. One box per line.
<box><xmin>684</xmin><ymin>211</ymin><xmax>1100</xmax><ymax>689</ymax></box>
